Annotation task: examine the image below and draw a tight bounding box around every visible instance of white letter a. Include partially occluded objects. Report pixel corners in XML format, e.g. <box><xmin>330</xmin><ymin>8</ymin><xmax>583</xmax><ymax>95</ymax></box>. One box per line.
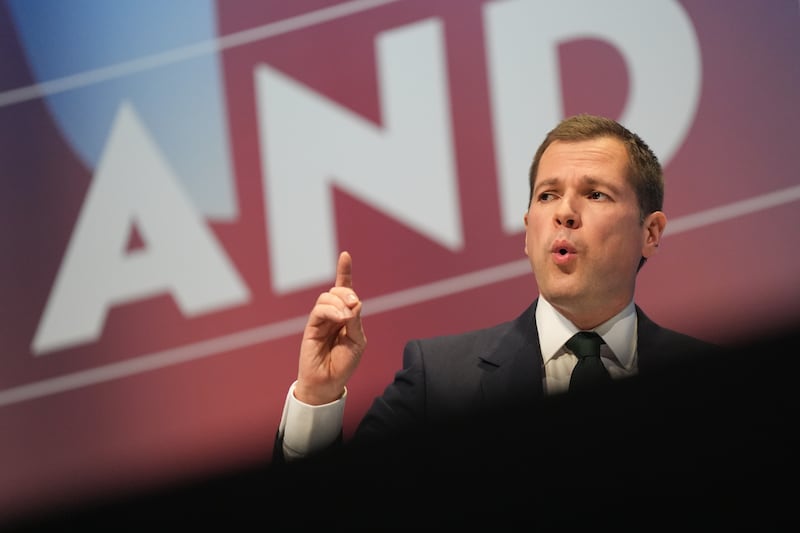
<box><xmin>32</xmin><ymin>102</ymin><xmax>250</xmax><ymax>355</ymax></box>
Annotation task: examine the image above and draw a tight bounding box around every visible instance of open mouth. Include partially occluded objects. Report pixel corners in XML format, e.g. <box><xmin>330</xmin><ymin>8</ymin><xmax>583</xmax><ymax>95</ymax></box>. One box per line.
<box><xmin>551</xmin><ymin>240</ymin><xmax>576</xmax><ymax>264</ymax></box>
<box><xmin>551</xmin><ymin>241</ymin><xmax>576</xmax><ymax>255</ymax></box>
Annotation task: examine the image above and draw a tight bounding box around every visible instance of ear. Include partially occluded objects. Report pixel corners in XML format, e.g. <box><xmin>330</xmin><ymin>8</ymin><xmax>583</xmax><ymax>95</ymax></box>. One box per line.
<box><xmin>641</xmin><ymin>211</ymin><xmax>667</xmax><ymax>259</ymax></box>
<box><xmin>523</xmin><ymin>212</ymin><xmax>530</xmax><ymax>255</ymax></box>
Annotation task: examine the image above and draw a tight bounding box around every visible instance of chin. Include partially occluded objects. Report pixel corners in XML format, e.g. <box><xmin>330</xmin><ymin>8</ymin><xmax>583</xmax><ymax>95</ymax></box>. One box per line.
<box><xmin>539</xmin><ymin>286</ymin><xmax>583</xmax><ymax>306</ymax></box>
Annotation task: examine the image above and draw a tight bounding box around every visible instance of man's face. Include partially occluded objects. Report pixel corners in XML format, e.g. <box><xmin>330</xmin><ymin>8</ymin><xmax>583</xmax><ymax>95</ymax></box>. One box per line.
<box><xmin>524</xmin><ymin>137</ymin><xmax>665</xmax><ymax>328</ymax></box>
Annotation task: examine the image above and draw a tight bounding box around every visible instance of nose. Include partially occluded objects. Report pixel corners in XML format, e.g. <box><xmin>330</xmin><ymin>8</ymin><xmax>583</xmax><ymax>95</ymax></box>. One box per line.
<box><xmin>555</xmin><ymin>196</ymin><xmax>580</xmax><ymax>228</ymax></box>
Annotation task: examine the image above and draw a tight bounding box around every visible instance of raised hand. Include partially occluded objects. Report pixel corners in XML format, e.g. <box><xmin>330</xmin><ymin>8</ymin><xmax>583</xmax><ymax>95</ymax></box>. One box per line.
<box><xmin>294</xmin><ymin>251</ymin><xmax>367</xmax><ymax>405</ymax></box>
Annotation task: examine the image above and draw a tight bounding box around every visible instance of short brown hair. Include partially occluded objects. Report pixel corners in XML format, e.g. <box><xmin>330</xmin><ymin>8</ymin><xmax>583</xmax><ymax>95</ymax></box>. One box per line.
<box><xmin>527</xmin><ymin>114</ymin><xmax>664</xmax><ymax>222</ymax></box>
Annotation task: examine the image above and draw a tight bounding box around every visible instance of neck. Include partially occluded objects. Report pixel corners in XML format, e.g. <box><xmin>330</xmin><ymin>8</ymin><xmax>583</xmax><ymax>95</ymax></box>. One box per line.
<box><xmin>543</xmin><ymin>295</ymin><xmax>631</xmax><ymax>331</ymax></box>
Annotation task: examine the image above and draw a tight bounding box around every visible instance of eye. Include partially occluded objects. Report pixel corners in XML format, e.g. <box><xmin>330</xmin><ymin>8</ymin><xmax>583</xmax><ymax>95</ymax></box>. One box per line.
<box><xmin>538</xmin><ymin>192</ymin><xmax>556</xmax><ymax>202</ymax></box>
<box><xmin>588</xmin><ymin>191</ymin><xmax>609</xmax><ymax>200</ymax></box>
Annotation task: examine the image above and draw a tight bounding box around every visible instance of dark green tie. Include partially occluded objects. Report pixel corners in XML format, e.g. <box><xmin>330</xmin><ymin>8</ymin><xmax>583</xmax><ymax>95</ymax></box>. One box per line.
<box><xmin>566</xmin><ymin>331</ymin><xmax>612</xmax><ymax>392</ymax></box>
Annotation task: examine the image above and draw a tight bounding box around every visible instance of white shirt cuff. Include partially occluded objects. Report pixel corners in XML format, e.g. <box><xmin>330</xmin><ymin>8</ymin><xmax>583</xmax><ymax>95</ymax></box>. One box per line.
<box><xmin>278</xmin><ymin>381</ymin><xmax>346</xmax><ymax>460</ymax></box>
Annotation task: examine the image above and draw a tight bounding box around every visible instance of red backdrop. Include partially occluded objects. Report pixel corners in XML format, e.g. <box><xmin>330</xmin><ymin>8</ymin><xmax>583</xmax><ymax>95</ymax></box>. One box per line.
<box><xmin>1</xmin><ymin>0</ymin><xmax>798</xmax><ymax>523</ymax></box>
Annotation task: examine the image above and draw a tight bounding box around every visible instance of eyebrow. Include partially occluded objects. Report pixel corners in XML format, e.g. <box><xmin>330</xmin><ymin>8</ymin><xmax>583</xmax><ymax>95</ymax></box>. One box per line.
<box><xmin>534</xmin><ymin>175</ymin><xmax>623</xmax><ymax>195</ymax></box>
<box><xmin>533</xmin><ymin>177</ymin><xmax>558</xmax><ymax>192</ymax></box>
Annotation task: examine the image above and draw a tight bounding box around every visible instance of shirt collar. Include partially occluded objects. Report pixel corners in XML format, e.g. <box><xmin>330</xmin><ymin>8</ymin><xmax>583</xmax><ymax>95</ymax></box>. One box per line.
<box><xmin>535</xmin><ymin>296</ymin><xmax>637</xmax><ymax>370</ymax></box>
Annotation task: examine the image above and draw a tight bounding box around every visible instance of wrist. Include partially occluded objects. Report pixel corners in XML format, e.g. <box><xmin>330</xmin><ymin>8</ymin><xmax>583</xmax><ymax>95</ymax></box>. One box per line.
<box><xmin>293</xmin><ymin>381</ymin><xmax>344</xmax><ymax>406</ymax></box>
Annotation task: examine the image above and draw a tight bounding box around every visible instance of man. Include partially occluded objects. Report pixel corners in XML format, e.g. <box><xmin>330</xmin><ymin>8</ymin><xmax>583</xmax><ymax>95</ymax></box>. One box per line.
<box><xmin>275</xmin><ymin>113</ymin><xmax>718</xmax><ymax>464</ymax></box>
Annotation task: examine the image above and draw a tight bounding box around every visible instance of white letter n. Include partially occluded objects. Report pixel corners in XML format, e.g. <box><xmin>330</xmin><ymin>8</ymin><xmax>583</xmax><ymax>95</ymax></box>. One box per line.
<box><xmin>256</xmin><ymin>17</ymin><xmax>462</xmax><ymax>294</ymax></box>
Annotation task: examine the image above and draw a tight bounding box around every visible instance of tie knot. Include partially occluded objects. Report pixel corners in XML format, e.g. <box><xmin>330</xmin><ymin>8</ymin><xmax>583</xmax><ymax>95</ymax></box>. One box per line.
<box><xmin>566</xmin><ymin>331</ymin><xmax>604</xmax><ymax>359</ymax></box>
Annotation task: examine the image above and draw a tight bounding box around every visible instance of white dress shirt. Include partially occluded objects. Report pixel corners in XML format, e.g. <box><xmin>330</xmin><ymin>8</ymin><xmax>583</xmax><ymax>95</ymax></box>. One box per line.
<box><xmin>535</xmin><ymin>295</ymin><xmax>639</xmax><ymax>396</ymax></box>
<box><xmin>278</xmin><ymin>296</ymin><xmax>640</xmax><ymax>458</ymax></box>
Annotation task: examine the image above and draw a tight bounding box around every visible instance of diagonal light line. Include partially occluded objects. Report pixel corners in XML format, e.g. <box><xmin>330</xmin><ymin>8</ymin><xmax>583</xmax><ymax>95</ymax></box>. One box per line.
<box><xmin>664</xmin><ymin>184</ymin><xmax>800</xmax><ymax>236</ymax></box>
<box><xmin>1</xmin><ymin>184</ymin><xmax>798</xmax><ymax>408</ymax></box>
<box><xmin>0</xmin><ymin>315</ymin><xmax>309</xmax><ymax>407</ymax></box>
<box><xmin>363</xmin><ymin>259</ymin><xmax>532</xmax><ymax>316</ymax></box>
<box><xmin>0</xmin><ymin>0</ymin><xmax>400</xmax><ymax>108</ymax></box>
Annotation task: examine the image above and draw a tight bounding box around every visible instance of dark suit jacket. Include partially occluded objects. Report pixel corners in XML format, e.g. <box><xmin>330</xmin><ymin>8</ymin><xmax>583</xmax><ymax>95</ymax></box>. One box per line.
<box><xmin>353</xmin><ymin>298</ymin><xmax>719</xmax><ymax>443</ymax></box>
<box><xmin>272</xmin><ymin>297</ymin><xmax>721</xmax><ymax>471</ymax></box>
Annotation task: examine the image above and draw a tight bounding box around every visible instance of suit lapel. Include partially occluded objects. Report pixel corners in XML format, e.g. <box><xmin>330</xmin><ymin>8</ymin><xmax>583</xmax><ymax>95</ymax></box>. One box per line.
<box><xmin>478</xmin><ymin>300</ymin><xmax>544</xmax><ymax>409</ymax></box>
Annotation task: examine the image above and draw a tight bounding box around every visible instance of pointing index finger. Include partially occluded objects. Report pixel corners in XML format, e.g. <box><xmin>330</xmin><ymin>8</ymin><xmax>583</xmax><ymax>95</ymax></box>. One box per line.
<box><xmin>335</xmin><ymin>251</ymin><xmax>353</xmax><ymax>289</ymax></box>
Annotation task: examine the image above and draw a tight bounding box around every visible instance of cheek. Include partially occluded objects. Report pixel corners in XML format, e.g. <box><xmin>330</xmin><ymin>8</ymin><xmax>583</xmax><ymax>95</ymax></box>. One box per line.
<box><xmin>603</xmin><ymin>226</ymin><xmax>646</xmax><ymax>262</ymax></box>
<box><xmin>525</xmin><ymin>210</ymin><xmax>545</xmax><ymax>233</ymax></box>
<box><xmin>592</xmin><ymin>216</ymin><xmax>643</xmax><ymax>254</ymax></box>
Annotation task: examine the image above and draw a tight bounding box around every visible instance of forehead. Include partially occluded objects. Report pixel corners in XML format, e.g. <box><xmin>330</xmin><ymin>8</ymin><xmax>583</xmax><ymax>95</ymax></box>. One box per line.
<box><xmin>535</xmin><ymin>137</ymin><xmax>629</xmax><ymax>186</ymax></box>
